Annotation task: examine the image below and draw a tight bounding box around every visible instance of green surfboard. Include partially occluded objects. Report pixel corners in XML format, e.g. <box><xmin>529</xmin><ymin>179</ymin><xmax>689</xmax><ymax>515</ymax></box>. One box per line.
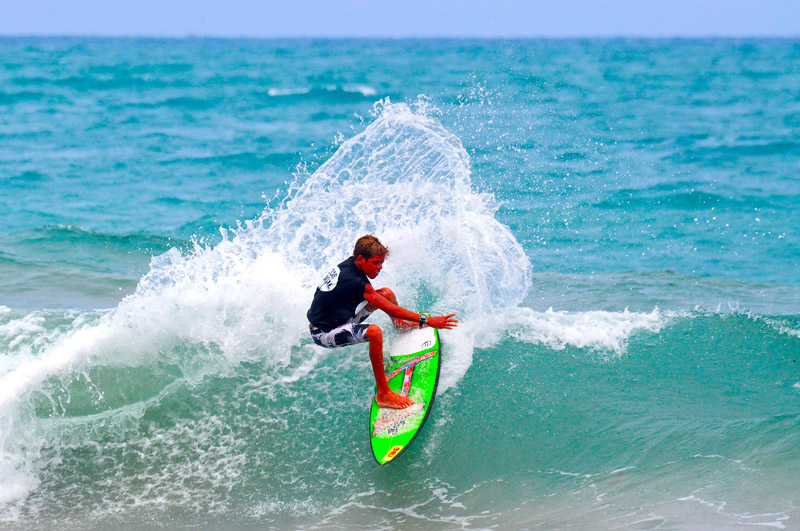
<box><xmin>369</xmin><ymin>324</ymin><xmax>440</xmax><ymax>465</ymax></box>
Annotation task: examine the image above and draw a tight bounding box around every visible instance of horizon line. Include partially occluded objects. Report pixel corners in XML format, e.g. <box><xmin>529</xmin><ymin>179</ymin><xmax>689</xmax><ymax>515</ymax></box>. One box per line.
<box><xmin>1</xmin><ymin>33</ymin><xmax>799</xmax><ymax>41</ymax></box>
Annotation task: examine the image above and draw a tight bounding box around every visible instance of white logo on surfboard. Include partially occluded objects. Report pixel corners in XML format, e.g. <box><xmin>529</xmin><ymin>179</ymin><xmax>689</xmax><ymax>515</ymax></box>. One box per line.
<box><xmin>318</xmin><ymin>265</ymin><xmax>340</xmax><ymax>292</ymax></box>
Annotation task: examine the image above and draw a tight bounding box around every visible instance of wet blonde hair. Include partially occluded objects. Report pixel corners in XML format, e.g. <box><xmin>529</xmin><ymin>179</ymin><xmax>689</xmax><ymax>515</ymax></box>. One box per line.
<box><xmin>353</xmin><ymin>234</ymin><xmax>389</xmax><ymax>259</ymax></box>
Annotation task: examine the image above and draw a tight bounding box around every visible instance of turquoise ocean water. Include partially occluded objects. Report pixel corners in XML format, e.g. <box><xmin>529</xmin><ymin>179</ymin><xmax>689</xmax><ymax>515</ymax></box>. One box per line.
<box><xmin>1</xmin><ymin>38</ymin><xmax>799</xmax><ymax>528</ymax></box>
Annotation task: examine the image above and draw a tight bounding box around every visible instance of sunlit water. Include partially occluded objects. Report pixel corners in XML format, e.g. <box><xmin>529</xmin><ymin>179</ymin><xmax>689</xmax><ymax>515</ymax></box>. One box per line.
<box><xmin>1</xmin><ymin>38</ymin><xmax>799</xmax><ymax>529</ymax></box>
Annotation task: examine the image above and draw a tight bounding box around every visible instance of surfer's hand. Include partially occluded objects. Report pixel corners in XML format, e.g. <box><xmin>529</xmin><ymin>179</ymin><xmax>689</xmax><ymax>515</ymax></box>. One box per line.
<box><xmin>428</xmin><ymin>313</ymin><xmax>458</xmax><ymax>329</ymax></box>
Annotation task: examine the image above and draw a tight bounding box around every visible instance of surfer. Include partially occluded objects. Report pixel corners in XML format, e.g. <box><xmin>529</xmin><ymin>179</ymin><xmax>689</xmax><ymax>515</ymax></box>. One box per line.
<box><xmin>308</xmin><ymin>235</ymin><xmax>458</xmax><ymax>409</ymax></box>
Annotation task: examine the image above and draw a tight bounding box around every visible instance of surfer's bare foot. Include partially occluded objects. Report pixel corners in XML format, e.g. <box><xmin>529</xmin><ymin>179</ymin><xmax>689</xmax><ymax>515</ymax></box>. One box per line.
<box><xmin>376</xmin><ymin>390</ymin><xmax>414</xmax><ymax>409</ymax></box>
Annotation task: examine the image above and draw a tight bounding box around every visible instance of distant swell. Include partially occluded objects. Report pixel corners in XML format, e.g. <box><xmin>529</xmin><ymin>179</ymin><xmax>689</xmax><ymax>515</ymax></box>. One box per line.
<box><xmin>263</xmin><ymin>85</ymin><xmax>379</xmax><ymax>102</ymax></box>
<box><xmin>593</xmin><ymin>183</ymin><xmax>775</xmax><ymax>211</ymax></box>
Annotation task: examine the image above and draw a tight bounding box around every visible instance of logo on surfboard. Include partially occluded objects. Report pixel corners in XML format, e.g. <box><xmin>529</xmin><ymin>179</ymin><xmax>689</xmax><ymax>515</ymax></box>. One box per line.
<box><xmin>382</xmin><ymin>445</ymin><xmax>404</xmax><ymax>463</ymax></box>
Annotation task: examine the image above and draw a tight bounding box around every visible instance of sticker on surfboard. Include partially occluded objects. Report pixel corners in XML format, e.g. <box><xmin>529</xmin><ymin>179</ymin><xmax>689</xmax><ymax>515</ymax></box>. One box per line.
<box><xmin>369</xmin><ymin>324</ymin><xmax>440</xmax><ymax>464</ymax></box>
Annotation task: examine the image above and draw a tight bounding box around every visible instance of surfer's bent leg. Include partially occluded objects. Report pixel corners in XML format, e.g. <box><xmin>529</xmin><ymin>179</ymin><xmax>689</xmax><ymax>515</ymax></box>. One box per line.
<box><xmin>364</xmin><ymin>287</ymin><xmax>397</xmax><ymax>311</ymax></box>
<box><xmin>365</xmin><ymin>288</ymin><xmax>415</xmax><ymax>331</ymax></box>
<box><xmin>367</xmin><ymin>324</ymin><xmax>414</xmax><ymax>409</ymax></box>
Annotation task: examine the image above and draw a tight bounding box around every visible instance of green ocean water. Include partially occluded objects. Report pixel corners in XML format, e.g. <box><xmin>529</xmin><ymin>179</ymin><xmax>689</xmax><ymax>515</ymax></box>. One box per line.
<box><xmin>0</xmin><ymin>38</ymin><xmax>799</xmax><ymax>528</ymax></box>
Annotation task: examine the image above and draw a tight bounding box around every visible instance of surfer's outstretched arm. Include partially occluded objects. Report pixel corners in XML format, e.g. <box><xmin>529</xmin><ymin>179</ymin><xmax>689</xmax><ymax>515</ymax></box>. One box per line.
<box><xmin>363</xmin><ymin>285</ymin><xmax>459</xmax><ymax>329</ymax></box>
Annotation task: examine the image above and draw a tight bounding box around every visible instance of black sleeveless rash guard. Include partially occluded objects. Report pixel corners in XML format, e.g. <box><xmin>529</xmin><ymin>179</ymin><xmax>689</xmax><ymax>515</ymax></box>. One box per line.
<box><xmin>307</xmin><ymin>257</ymin><xmax>371</xmax><ymax>332</ymax></box>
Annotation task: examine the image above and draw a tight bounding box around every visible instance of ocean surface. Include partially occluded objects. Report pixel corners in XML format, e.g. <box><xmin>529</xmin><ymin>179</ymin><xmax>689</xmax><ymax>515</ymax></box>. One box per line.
<box><xmin>1</xmin><ymin>37</ymin><xmax>799</xmax><ymax>529</ymax></box>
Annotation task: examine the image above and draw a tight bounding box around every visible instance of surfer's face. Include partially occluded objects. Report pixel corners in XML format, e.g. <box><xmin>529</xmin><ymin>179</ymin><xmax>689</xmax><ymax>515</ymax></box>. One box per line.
<box><xmin>357</xmin><ymin>254</ymin><xmax>385</xmax><ymax>279</ymax></box>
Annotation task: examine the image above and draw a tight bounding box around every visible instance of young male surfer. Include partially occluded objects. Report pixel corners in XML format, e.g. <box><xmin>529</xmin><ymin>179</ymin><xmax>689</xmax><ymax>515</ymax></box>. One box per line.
<box><xmin>307</xmin><ymin>235</ymin><xmax>458</xmax><ymax>409</ymax></box>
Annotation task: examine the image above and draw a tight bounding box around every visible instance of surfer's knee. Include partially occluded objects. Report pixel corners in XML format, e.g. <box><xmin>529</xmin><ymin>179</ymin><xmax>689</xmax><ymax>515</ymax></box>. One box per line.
<box><xmin>376</xmin><ymin>287</ymin><xmax>397</xmax><ymax>305</ymax></box>
<box><xmin>365</xmin><ymin>288</ymin><xmax>396</xmax><ymax>313</ymax></box>
<box><xmin>365</xmin><ymin>324</ymin><xmax>383</xmax><ymax>343</ymax></box>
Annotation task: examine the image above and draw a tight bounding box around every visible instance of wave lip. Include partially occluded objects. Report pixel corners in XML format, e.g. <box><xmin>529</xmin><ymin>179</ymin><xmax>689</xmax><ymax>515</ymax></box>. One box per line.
<box><xmin>505</xmin><ymin>306</ymin><xmax>670</xmax><ymax>354</ymax></box>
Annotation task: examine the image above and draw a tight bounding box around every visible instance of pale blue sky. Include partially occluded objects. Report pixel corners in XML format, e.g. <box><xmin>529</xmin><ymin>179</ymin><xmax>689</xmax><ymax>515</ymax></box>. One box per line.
<box><xmin>2</xmin><ymin>0</ymin><xmax>799</xmax><ymax>38</ymax></box>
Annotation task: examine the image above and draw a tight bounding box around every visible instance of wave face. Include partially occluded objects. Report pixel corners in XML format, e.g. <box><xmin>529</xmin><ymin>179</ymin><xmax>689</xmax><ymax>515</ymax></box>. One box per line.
<box><xmin>1</xmin><ymin>38</ymin><xmax>800</xmax><ymax>529</ymax></box>
<box><xmin>2</xmin><ymin>305</ymin><xmax>798</xmax><ymax>528</ymax></box>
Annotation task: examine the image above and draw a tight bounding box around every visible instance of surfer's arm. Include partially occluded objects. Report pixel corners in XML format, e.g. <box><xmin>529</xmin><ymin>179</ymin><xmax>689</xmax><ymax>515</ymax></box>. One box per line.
<box><xmin>363</xmin><ymin>285</ymin><xmax>458</xmax><ymax>329</ymax></box>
